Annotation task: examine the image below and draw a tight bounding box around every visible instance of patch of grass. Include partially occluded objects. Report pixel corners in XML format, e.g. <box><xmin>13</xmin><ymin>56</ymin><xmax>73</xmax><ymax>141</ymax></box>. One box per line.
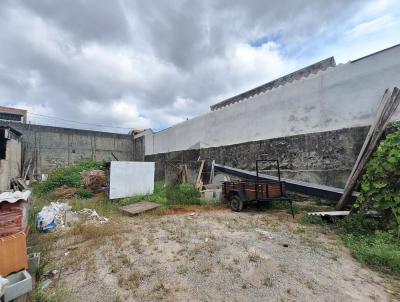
<box><xmin>32</xmin><ymin>161</ymin><xmax>106</xmax><ymax>195</ymax></box>
<box><xmin>69</xmin><ymin>219</ymin><xmax>125</xmax><ymax>245</ymax></box>
<box><xmin>30</xmin><ymin>283</ymin><xmax>68</xmax><ymax>302</ymax></box>
<box><xmin>76</xmin><ymin>187</ymin><xmax>94</xmax><ymax>199</ymax></box>
<box><xmin>166</xmin><ymin>183</ymin><xmax>201</xmax><ymax>205</ymax></box>
<box><xmin>120</xmin><ymin>181</ymin><xmax>204</xmax><ymax>210</ymax></box>
<box><xmin>301</xmin><ymin>213</ymin><xmax>400</xmax><ymax>275</ymax></box>
<box><xmin>336</xmin><ymin>214</ymin><xmax>400</xmax><ymax>275</ymax></box>
<box><xmin>341</xmin><ymin>231</ymin><xmax>400</xmax><ymax>274</ymax></box>
<box><xmin>118</xmin><ymin>270</ymin><xmax>143</xmax><ymax>290</ymax></box>
<box><xmin>299</xmin><ymin>214</ymin><xmax>326</xmax><ymax>225</ymax></box>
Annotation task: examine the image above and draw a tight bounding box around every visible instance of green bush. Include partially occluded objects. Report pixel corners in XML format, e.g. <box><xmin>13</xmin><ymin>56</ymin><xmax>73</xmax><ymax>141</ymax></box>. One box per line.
<box><xmin>166</xmin><ymin>183</ymin><xmax>201</xmax><ymax>206</ymax></box>
<box><xmin>76</xmin><ymin>188</ymin><xmax>94</xmax><ymax>199</ymax></box>
<box><xmin>33</xmin><ymin>161</ymin><xmax>106</xmax><ymax>195</ymax></box>
<box><xmin>336</xmin><ymin>213</ymin><xmax>380</xmax><ymax>235</ymax></box>
<box><xmin>355</xmin><ymin>127</ymin><xmax>400</xmax><ymax>234</ymax></box>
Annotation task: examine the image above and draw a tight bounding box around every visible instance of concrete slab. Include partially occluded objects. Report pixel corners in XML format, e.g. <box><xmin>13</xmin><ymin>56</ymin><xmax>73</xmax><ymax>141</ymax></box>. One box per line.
<box><xmin>119</xmin><ymin>202</ymin><xmax>160</xmax><ymax>216</ymax></box>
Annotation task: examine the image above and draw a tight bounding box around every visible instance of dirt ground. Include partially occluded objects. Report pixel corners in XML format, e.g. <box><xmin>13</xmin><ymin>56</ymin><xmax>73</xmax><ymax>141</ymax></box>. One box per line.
<box><xmin>38</xmin><ymin>207</ymin><xmax>399</xmax><ymax>302</ymax></box>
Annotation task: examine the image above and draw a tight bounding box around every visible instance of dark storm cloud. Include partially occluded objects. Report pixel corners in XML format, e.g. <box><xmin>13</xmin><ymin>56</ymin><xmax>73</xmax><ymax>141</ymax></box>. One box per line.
<box><xmin>0</xmin><ymin>0</ymin><xmax>398</xmax><ymax>131</ymax></box>
<box><xmin>20</xmin><ymin>0</ymin><xmax>130</xmax><ymax>44</ymax></box>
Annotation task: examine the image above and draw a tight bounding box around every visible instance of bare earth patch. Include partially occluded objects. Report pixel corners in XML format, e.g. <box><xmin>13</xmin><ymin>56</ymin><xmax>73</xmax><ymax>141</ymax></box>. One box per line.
<box><xmin>39</xmin><ymin>210</ymin><xmax>399</xmax><ymax>302</ymax></box>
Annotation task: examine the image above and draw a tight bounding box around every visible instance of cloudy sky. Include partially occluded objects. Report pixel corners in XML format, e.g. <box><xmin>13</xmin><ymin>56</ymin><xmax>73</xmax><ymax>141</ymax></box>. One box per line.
<box><xmin>0</xmin><ymin>0</ymin><xmax>399</xmax><ymax>133</ymax></box>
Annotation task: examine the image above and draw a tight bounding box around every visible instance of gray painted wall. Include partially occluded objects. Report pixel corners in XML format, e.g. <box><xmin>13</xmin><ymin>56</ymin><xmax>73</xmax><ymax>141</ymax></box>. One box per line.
<box><xmin>142</xmin><ymin>44</ymin><xmax>400</xmax><ymax>155</ymax></box>
<box><xmin>0</xmin><ymin>121</ymin><xmax>135</xmax><ymax>177</ymax></box>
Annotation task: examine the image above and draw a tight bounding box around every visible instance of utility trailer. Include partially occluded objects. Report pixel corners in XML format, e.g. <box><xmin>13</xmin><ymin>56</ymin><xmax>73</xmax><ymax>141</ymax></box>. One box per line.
<box><xmin>222</xmin><ymin>159</ymin><xmax>294</xmax><ymax>217</ymax></box>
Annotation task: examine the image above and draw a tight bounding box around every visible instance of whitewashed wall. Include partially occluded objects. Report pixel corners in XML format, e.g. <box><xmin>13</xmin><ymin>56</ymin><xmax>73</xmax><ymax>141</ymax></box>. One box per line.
<box><xmin>143</xmin><ymin>45</ymin><xmax>400</xmax><ymax>155</ymax></box>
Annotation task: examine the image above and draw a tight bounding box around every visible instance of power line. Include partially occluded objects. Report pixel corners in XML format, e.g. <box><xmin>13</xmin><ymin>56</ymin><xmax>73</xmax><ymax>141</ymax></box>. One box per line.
<box><xmin>28</xmin><ymin>112</ymin><xmax>136</xmax><ymax>130</ymax></box>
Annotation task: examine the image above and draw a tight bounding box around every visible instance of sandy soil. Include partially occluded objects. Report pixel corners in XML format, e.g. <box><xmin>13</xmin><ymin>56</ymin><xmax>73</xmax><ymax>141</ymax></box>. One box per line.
<box><xmin>41</xmin><ymin>209</ymin><xmax>399</xmax><ymax>302</ymax></box>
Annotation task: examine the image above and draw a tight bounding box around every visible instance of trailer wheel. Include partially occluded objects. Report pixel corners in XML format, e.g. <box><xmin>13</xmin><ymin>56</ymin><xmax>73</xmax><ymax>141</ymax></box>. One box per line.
<box><xmin>230</xmin><ymin>195</ymin><xmax>243</xmax><ymax>212</ymax></box>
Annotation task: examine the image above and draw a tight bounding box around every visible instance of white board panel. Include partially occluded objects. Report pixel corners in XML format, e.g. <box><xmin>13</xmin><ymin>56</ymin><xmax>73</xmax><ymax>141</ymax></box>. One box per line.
<box><xmin>109</xmin><ymin>161</ymin><xmax>155</xmax><ymax>199</ymax></box>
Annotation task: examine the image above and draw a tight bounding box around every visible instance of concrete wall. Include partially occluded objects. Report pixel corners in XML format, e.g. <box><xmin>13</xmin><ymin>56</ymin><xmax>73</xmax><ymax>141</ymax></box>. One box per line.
<box><xmin>145</xmin><ymin>126</ymin><xmax>369</xmax><ymax>188</ymax></box>
<box><xmin>143</xmin><ymin>44</ymin><xmax>400</xmax><ymax>155</ymax></box>
<box><xmin>0</xmin><ymin>121</ymin><xmax>135</xmax><ymax>177</ymax></box>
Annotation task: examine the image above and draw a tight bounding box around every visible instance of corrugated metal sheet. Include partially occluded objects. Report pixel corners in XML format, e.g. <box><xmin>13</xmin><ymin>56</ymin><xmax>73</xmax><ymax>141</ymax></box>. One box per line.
<box><xmin>0</xmin><ymin>191</ymin><xmax>31</xmax><ymax>204</ymax></box>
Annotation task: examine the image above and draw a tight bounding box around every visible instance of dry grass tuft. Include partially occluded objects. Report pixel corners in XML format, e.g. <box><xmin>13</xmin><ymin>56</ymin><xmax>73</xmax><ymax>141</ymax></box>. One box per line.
<box><xmin>118</xmin><ymin>270</ymin><xmax>143</xmax><ymax>291</ymax></box>
<box><xmin>248</xmin><ymin>251</ymin><xmax>262</xmax><ymax>263</ymax></box>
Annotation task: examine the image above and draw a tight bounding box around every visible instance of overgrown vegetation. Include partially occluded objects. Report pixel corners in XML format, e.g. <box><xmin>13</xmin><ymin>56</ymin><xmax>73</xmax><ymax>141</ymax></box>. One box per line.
<box><xmin>321</xmin><ymin>127</ymin><xmax>400</xmax><ymax>275</ymax></box>
<box><xmin>355</xmin><ymin>126</ymin><xmax>400</xmax><ymax>235</ymax></box>
<box><xmin>299</xmin><ymin>211</ymin><xmax>400</xmax><ymax>275</ymax></box>
<box><xmin>121</xmin><ymin>182</ymin><xmax>203</xmax><ymax>210</ymax></box>
<box><xmin>337</xmin><ymin>214</ymin><xmax>400</xmax><ymax>275</ymax></box>
<box><xmin>32</xmin><ymin>161</ymin><xmax>106</xmax><ymax>195</ymax></box>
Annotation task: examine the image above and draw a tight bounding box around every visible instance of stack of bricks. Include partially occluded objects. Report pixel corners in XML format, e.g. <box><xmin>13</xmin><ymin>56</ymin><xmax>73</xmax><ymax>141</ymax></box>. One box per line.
<box><xmin>0</xmin><ymin>206</ymin><xmax>24</xmax><ymax>237</ymax></box>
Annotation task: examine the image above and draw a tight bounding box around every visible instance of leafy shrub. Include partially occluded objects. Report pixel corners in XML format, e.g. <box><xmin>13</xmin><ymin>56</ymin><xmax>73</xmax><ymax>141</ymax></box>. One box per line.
<box><xmin>355</xmin><ymin>127</ymin><xmax>400</xmax><ymax>234</ymax></box>
<box><xmin>336</xmin><ymin>213</ymin><xmax>380</xmax><ymax>235</ymax></box>
<box><xmin>166</xmin><ymin>183</ymin><xmax>201</xmax><ymax>206</ymax></box>
<box><xmin>76</xmin><ymin>188</ymin><xmax>94</xmax><ymax>199</ymax></box>
<box><xmin>33</xmin><ymin>161</ymin><xmax>106</xmax><ymax>195</ymax></box>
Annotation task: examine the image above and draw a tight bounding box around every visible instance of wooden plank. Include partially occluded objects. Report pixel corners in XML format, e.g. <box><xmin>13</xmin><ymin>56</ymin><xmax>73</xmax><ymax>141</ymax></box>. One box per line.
<box><xmin>195</xmin><ymin>160</ymin><xmax>205</xmax><ymax>189</ymax></box>
<box><xmin>119</xmin><ymin>201</ymin><xmax>160</xmax><ymax>216</ymax></box>
<box><xmin>336</xmin><ymin>87</ymin><xmax>400</xmax><ymax>210</ymax></box>
<box><xmin>345</xmin><ymin>89</ymin><xmax>390</xmax><ymax>187</ymax></box>
<box><xmin>209</xmin><ymin>160</ymin><xmax>215</xmax><ymax>184</ymax></box>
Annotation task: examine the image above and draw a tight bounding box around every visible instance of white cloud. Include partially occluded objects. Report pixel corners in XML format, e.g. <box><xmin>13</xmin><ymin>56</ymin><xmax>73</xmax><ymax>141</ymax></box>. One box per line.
<box><xmin>347</xmin><ymin>14</ymin><xmax>399</xmax><ymax>38</ymax></box>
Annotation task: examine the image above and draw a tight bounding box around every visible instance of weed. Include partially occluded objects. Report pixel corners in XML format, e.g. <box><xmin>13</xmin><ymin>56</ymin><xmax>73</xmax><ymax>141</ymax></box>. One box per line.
<box><xmin>166</xmin><ymin>183</ymin><xmax>201</xmax><ymax>206</ymax></box>
<box><xmin>76</xmin><ymin>187</ymin><xmax>94</xmax><ymax>198</ymax></box>
<box><xmin>114</xmin><ymin>295</ymin><xmax>122</xmax><ymax>302</ymax></box>
<box><xmin>248</xmin><ymin>251</ymin><xmax>262</xmax><ymax>262</ymax></box>
<box><xmin>176</xmin><ymin>265</ymin><xmax>188</xmax><ymax>275</ymax></box>
<box><xmin>263</xmin><ymin>277</ymin><xmax>273</xmax><ymax>287</ymax></box>
<box><xmin>340</xmin><ymin>230</ymin><xmax>400</xmax><ymax>275</ymax></box>
<box><xmin>30</xmin><ymin>283</ymin><xmax>68</xmax><ymax>302</ymax></box>
<box><xmin>121</xmin><ymin>254</ymin><xmax>130</xmax><ymax>265</ymax></box>
<box><xmin>118</xmin><ymin>181</ymin><xmax>204</xmax><ymax>210</ymax></box>
<box><xmin>299</xmin><ymin>214</ymin><xmax>326</xmax><ymax>225</ymax></box>
<box><xmin>111</xmin><ymin>263</ymin><xmax>119</xmax><ymax>273</ymax></box>
<box><xmin>131</xmin><ymin>238</ymin><xmax>143</xmax><ymax>253</ymax></box>
<box><xmin>118</xmin><ymin>271</ymin><xmax>143</xmax><ymax>290</ymax></box>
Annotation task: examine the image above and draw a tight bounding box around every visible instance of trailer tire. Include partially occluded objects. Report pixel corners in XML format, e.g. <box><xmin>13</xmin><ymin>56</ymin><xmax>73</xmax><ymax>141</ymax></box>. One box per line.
<box><xmin>230</xmin><ymin>195</ymin><xmax>243</xmax><ymax>212</ymax></box>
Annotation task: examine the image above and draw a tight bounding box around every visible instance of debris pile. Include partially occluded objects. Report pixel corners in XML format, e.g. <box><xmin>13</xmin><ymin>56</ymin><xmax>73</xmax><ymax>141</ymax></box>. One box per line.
<box><xmin>36</xmin><ymin>201</ymin><xmax>109</xmax><ymax>232</ymax></box>
<box><xmin>82</xmin><ymin>169</ymin><xmax>107</xmax><ymax>193</ymax></box>
<box><xmin>36</xmin><ymin>202</ymin><xmax>71</xmax><ymax>232</ymax></box>
<box><xmin>77</xmin><ymin>208</ymin><xmax>109</xmax><ymax>224</ymax></box>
